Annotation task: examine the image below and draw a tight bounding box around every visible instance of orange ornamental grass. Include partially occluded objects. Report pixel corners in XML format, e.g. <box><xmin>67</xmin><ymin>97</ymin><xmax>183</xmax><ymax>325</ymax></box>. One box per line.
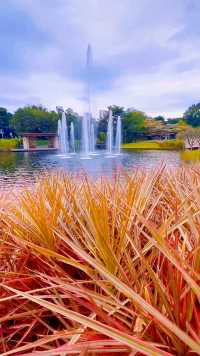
<box><xmin>0</xmin><ymin>167</ymin><xmax>200</xmax><ymax>355</ymax></box>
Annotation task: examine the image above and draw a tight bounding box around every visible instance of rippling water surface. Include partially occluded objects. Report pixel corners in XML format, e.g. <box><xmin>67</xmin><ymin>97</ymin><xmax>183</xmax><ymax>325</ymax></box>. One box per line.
<box><xmin>0</xmin><ymin>150</ymin><xmax>184</xmax><ymax>190</ymax></box>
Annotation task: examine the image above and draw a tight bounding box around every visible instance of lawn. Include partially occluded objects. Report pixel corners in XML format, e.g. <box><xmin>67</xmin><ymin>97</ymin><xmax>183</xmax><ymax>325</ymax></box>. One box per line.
<box><xmin>0</xmin><ymin>168</ymin><xmax>200</xmax><ymax>354</ymax></box>
<box><xmin>122</xmin><ymin>139</ymin><xmax>183</xmax><ymax>150</ymax></box>
<box><xmin>36</xmin><ymin>138</ymin><xmax>49</xmax><ymax>146</ymax></box>
<box><xmin>0</xmin><ymin>138</ymin><xmax>21</xmax><ymax>150</ymax></box>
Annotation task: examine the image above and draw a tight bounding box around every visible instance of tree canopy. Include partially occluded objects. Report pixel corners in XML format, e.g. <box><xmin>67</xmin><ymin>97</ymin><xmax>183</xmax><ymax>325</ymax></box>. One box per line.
<box><xmin>107</xmin><ymin>105</ymin><xmax>125</xmax><ymax>117</ymax></box>
<box><xmin>0</xmin><ymin>107</ymin><xmax>12</xmax><ymax>131</ymax></box>
<box><xmin>1</xmin><ymin>100</ymin><xmax>199</xmax><ymax>144</ymax></box>
<box><xmin>167</xmin><ymin>118</ymin><xmax>181</xmax><ymax>125</ymax></box>
<box><xmin>12</xmin><ymin>105</ymin><xmax>59</xmax><ymax>134</ymax></box>
<box><xmin>122</xmin><ymin>111</ymin><xmax>147</xmax><ymax>142</ymax></box>
<box><xmin>184</xmin><ymin>103</ymin><xmax>200</xmax><ymax>127</ymax></box>
<box><xmin>154</xmin><ymin>115</ymin><xmax>165</xmax><ymax>122</ymax></box>
<box><xmin>179</xmin><ymin>127</ymin><xmax>200</xmax><ymax>149</ymax></box>
<box><xmin>65</xmin><ymin>108</ymin><xmax>81</xmax><ymax>141</ymax></box>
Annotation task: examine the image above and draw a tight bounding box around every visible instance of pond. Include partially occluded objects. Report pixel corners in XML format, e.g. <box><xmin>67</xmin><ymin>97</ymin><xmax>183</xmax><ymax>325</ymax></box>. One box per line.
<box><xmin>0</xmin><ymin>149</ymin><xmax>190</xmax><ymax>190</ymax></box>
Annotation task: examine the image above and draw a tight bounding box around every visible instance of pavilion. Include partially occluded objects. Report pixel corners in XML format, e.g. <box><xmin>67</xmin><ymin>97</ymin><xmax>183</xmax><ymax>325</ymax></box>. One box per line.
<box><xmin>21</xmin><ymin>132</ymin><xmax>59</xmax><ymax>150</ymax></box>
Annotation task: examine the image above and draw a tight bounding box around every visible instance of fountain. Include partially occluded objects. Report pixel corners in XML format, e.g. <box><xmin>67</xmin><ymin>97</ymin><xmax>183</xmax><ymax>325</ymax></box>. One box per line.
<box><xmin>86</xmin><ymin>44</ymin><xmax>92</xmax><ymax>114</ymax></box>
<box><xmin>57</xmin><ymin>111</ymin><xmax>70</xmax><ymax>157</ymax></box>
<box><xmin>106</xmin><ymin>109</ymin><xmax>113</xmax><ymax>155</ymax></box>
<box><xmin>81</xmin><ymin>112</ymin><xmax>91</xmax><ymax>157</ymax></box>
<box><xmin>91</xmin><ymin>120</ymin><xmax>95</xmax><ymax>151</ymax></box>
<box><xmin>70</xmin><ymin>122</ymin><xmax>75</xmax><ymax>153</ymax></box>
<box><xmin>57</xmin><ymin>45</ymin><xmax>123</xmax><ymax>159</ymax></box>
<box><xmin>80</xmin><ymin>44</ymin><xmax>96</xmax><ymax>158</ymax></box>
<box><xmin>61</xmin><ymin>111</ymin><xmax>69</xmax><ymax>154</ymax></box>
<box><xmin>114</xmin><ymin>116</ymin><xmax>122</xmax><ymax>154</ymax></box>
<box><xmin>57</xmin><ymin>119</ymin><xmax>62</xmax><ymax>150</ymax></box>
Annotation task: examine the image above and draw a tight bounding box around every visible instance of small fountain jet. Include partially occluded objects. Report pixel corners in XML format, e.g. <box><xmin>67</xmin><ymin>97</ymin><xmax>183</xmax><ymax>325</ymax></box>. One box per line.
<box><xmin>115</xmin><ymin>116</ymin><xmax>122</xmax><ymax>155</ymax></box>
<box><xmin>70</xmin><ymin>122</ymin><xmax>76</xmax><ymax>154</ymax></box>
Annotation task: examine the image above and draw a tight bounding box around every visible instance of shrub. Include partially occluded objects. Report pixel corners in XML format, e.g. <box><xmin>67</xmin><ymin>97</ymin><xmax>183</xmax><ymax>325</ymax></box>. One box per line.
<box><xmin>1</xmin><ymin>169</ymin><xmax>200</xmax><ymax>354</ymax></box>
<box><xmin>158</xmin><ymin>139</ymin><xmax>184</xmax><ymax>150</ymax></box>
<box><xmin>181</xmin><ymin>150</ymin><xmax>200</xmax><ymax>161</ymax></box>
<box><xmin>0</xmin><ymin>138</ymin><xmax>21</xmax><ymax>150</ymax></box>
<box><xmin>122</xmin><ymin>139</ymin><xmax>184</xmax><ymax>150</ymax></box>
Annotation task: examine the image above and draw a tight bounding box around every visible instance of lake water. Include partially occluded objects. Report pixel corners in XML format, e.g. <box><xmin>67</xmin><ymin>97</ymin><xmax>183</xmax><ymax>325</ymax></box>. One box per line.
<box><xmin>0</xmin><ymin>149</ymin><xmax>187</xmax><ymax>190</ymax></box>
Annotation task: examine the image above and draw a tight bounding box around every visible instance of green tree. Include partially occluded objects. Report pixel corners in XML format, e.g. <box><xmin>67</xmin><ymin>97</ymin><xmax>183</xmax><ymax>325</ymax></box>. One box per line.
<box><xmin>12</xmin><ymin>105</ymin><xmax>59</xmax><ymax>134</ymax></box>
<box><xmin>184</xmin><ymin>103</ymin><xmax>200</xmax><ymax>127</ymax></box>
<box><xmin>0</xmin><ymin>107</ymin><xmax>12</xmax><ymax>131</ymax></box>
<box><xmin>122</xmin><ymin>111</ymin><xmax>147</xmax><ymax>143</ymax></box>
<box><xmin>107</xmin><ymin>105</ymin><xmax>125</xmax><ymax>117</ymax></box>
<box><xmin>97</xmin><ymin>106</ymin><xmax>125</xmax><ymax>144</ymax></box>
<box><xmin>97</xmin><ymin>117</ymin><xmax>107</xmax><ymax>134</ymax></box>
<box><xmin>65</xmin><ymin>108</ymin><xmax>81</xmax><ymax>141</ymax></box>
<box><xmin>167</xmin><ymin>118</ymin><xmax>182</xmax><ymax>125</ymax></box>
<box><xmin>97</xmin><ymin>131</ymin><xmax>106</xmax><ymax>143</ymax></box>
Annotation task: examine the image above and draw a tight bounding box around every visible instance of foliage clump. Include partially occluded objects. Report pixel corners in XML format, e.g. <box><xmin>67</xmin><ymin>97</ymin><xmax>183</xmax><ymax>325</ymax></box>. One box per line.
<box><xmin>0</xmin><ymin>168</ymin><xmax>200</xmax><ymax>354</ymax></box>
<box><xmin>11</xmin><ymin>105</ymin><xmax>59</xmax><ymax>134</ymax></box>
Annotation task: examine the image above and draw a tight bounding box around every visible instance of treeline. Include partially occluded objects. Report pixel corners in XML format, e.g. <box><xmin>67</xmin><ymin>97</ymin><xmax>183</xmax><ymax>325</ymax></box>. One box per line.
<box><xmin>0</xmin><ymin>103</ymin><xmax>199</xmax><ymax>143</ymax></box>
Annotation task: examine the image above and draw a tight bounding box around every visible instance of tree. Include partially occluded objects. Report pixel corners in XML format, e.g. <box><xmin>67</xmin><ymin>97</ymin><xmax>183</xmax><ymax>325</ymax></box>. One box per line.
<box><xmin>0</xmin><ymin>107</ymin><xmax>13</xmax><ymax>136</ymax></box>
<box><xmin>122</xmin><ymin>111</ymin><xmax>147</xmax><ymax>143</ymax></box>
<box><xmin>107</xmin><ymin>105</ymin><xmax>125</xmax><ymax>117</ymax></box>
<box><xmin>179</xmin><ymin>127</ymin><xmax>200</xmax><ymax>149</ymax></box>
<box><xmin>176</xmin><ymin>119</ymin><xmax>187</xmax><ymax>130</ymax></box>
<box><xmin>97</xmin><ymin>131</ymin><xmax>106</xmax><ymax>144</ymax></box>
<box><xmin>154</xmin><ymin>115</ymin><xmax>165</xmax><ymax>123</ymax></box>
<box><xmin>167</xmin><ymin>118</ymin><xmax>182</xmax><ymax>125</ymax></box>
<box><xmin>184</xmin><ymin>103</ymin><xmax>200</xmax><ymax>127</ymax></box>
<box><xmin>65</xmin><ymin>108</ymin><xmax>81</xmax><ymax>141</ymax></box>
<box><xmin>97</xmin><ymin>106</ymin><xmax>125</xmax><ymax>145</ymax></box>
<box><xmin>145</xmin><ymin>117</ymin><xmax>165</xmax><ymax>131</ymax></box>
<box><xmin>12</xmin><ymin>105</ymin><xmax>59</xmax><ymax>134</ymax></box>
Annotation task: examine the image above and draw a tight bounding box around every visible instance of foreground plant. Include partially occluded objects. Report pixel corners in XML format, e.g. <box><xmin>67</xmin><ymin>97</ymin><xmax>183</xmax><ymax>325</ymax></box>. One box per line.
<box><xmin>0</xmin><ymin>167</ymin><xmax>200</xmax><ymax>355</ymax></box>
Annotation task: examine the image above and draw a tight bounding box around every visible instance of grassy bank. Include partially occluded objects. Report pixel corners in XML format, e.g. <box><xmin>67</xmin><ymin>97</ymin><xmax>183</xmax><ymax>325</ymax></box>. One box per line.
<box><xmin>0</xmin><ymin>168</ymin><xmax>200</xmax><ymax>354</ymax></box>
<box><xmin>122</xmin><ymin>139</ymin><xmax>183</xmax><ymax>150</ymax></box>
<box><xmin>181</xmin><ymin>149</ymin><xmax>200</xmax><ymax>161</ymax></box>
<box><xmin>0</xmin><ymin>138</ymin><xmax>21</xmax><ymax>150</ymax></box>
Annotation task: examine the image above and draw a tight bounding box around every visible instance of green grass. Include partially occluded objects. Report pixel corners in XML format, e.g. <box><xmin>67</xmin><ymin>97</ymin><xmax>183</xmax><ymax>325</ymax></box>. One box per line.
<box><xmin>0</xmin><ymin>138</ymin><xmax>21</xmax><ymax>150</ymax></box>
<box><xmin>36</xmin><ymin>138</ymin><xmax>48</xmax><ymax>146</ymax></box>
<box><xmin>122</xmin><ymin>139</ymin><xmax>183</xmax><ymax>150</ymax></box>
<box><xmin>122</xmin><ymin>140</ymin><xmax>160</xmax><ymax>149</ymax></box>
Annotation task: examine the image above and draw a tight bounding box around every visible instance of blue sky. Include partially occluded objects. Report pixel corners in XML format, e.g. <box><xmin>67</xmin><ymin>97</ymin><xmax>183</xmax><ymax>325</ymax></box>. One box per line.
<box><xmin>0</xmin><ymin>0</ymin><xmax>200</xmax><ymax>117</ymax></box>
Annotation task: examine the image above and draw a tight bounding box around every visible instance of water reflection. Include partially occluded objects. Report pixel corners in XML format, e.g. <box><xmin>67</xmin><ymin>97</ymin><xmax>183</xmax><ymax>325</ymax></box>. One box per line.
<box><xmin>0</xmin><ymin>149</ymin><xmax>189</xmax><ymax>190</ymax></box>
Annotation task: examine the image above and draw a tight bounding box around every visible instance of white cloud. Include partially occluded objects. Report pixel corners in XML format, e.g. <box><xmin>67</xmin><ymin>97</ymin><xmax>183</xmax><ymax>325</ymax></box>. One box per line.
<box><xmin>1</xmin><ymin>0</ymin><xmax>200</xmax><ymax>117</ymax></box>
<box><xmin>0</xmin><ymin>73</ymin><xmax>85</xmax><ymax>113</ymax></box>
<box><xmin>94</xmin><ymin>67</ymin><xmax>200</xmax><ymax>118</ymax></box>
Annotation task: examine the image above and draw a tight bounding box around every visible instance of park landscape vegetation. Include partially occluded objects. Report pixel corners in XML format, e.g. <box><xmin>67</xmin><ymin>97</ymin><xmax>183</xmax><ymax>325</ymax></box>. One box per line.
<box><xmin>0</xmin><ymin>102</ymin><xmax>200</xmax><ymax>154</ymax></box>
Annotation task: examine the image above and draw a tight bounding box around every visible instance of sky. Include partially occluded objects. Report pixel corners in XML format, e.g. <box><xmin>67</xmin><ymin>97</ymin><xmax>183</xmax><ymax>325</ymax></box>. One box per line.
<box><xmin>0</xmin><ymin>0</ymin><xmax>200</xmax><ymax>118</ymax></box>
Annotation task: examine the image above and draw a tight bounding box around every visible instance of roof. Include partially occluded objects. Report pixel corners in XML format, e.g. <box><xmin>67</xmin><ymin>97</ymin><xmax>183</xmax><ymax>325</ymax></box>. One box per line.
<box><xmin>21</xmin><ymin>132</ymin><xmax>57</xmax><ymax>137</ymax></box>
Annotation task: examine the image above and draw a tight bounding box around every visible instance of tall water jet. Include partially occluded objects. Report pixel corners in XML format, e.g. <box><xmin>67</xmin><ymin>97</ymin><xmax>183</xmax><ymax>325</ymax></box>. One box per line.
<box><xmin>90</xmin><ymin>120</ymin><xmax>95</xmax><ymax>152</ymax></box>
<box><xmin>81</xmin><ymin>112</ymin><xmax>90</xmax><ymax>156</ymax></box>
<box><xmin>115</xmin><ymin>116</ymin><xmax>122</xmax><ymax>154</ymax></box>
<box><xmin>57</xmin><ymin>119</ymin><xmax>62</xmax><ymax>150</ymax></box>
<box><xmin>62</xmin><ymin>111</ymin><xmax>69</xmax><ymax>153</ymax></box>
<box><xmin>107</xmin><ymin>109</ymin><xmax>113</xmax><ymax>155</ymax></box>
<box><xmin>58</xmin><ymin>111</ymin><xmax>69</xmax><ymax>154</ymax></box>
<box><xmin>70</xmin><ymin>122</ymin><xmax>75</xmax><ymax>153</ymax></box>
<box><xmin>86</xmin><ymin>44</ymin><xmax>92</xmax><ymax>114</ymax></box>
<box><xmin>81</xmin><ymin>44</ymin><xmax>94</xmax><ymax>157</ymax></box>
